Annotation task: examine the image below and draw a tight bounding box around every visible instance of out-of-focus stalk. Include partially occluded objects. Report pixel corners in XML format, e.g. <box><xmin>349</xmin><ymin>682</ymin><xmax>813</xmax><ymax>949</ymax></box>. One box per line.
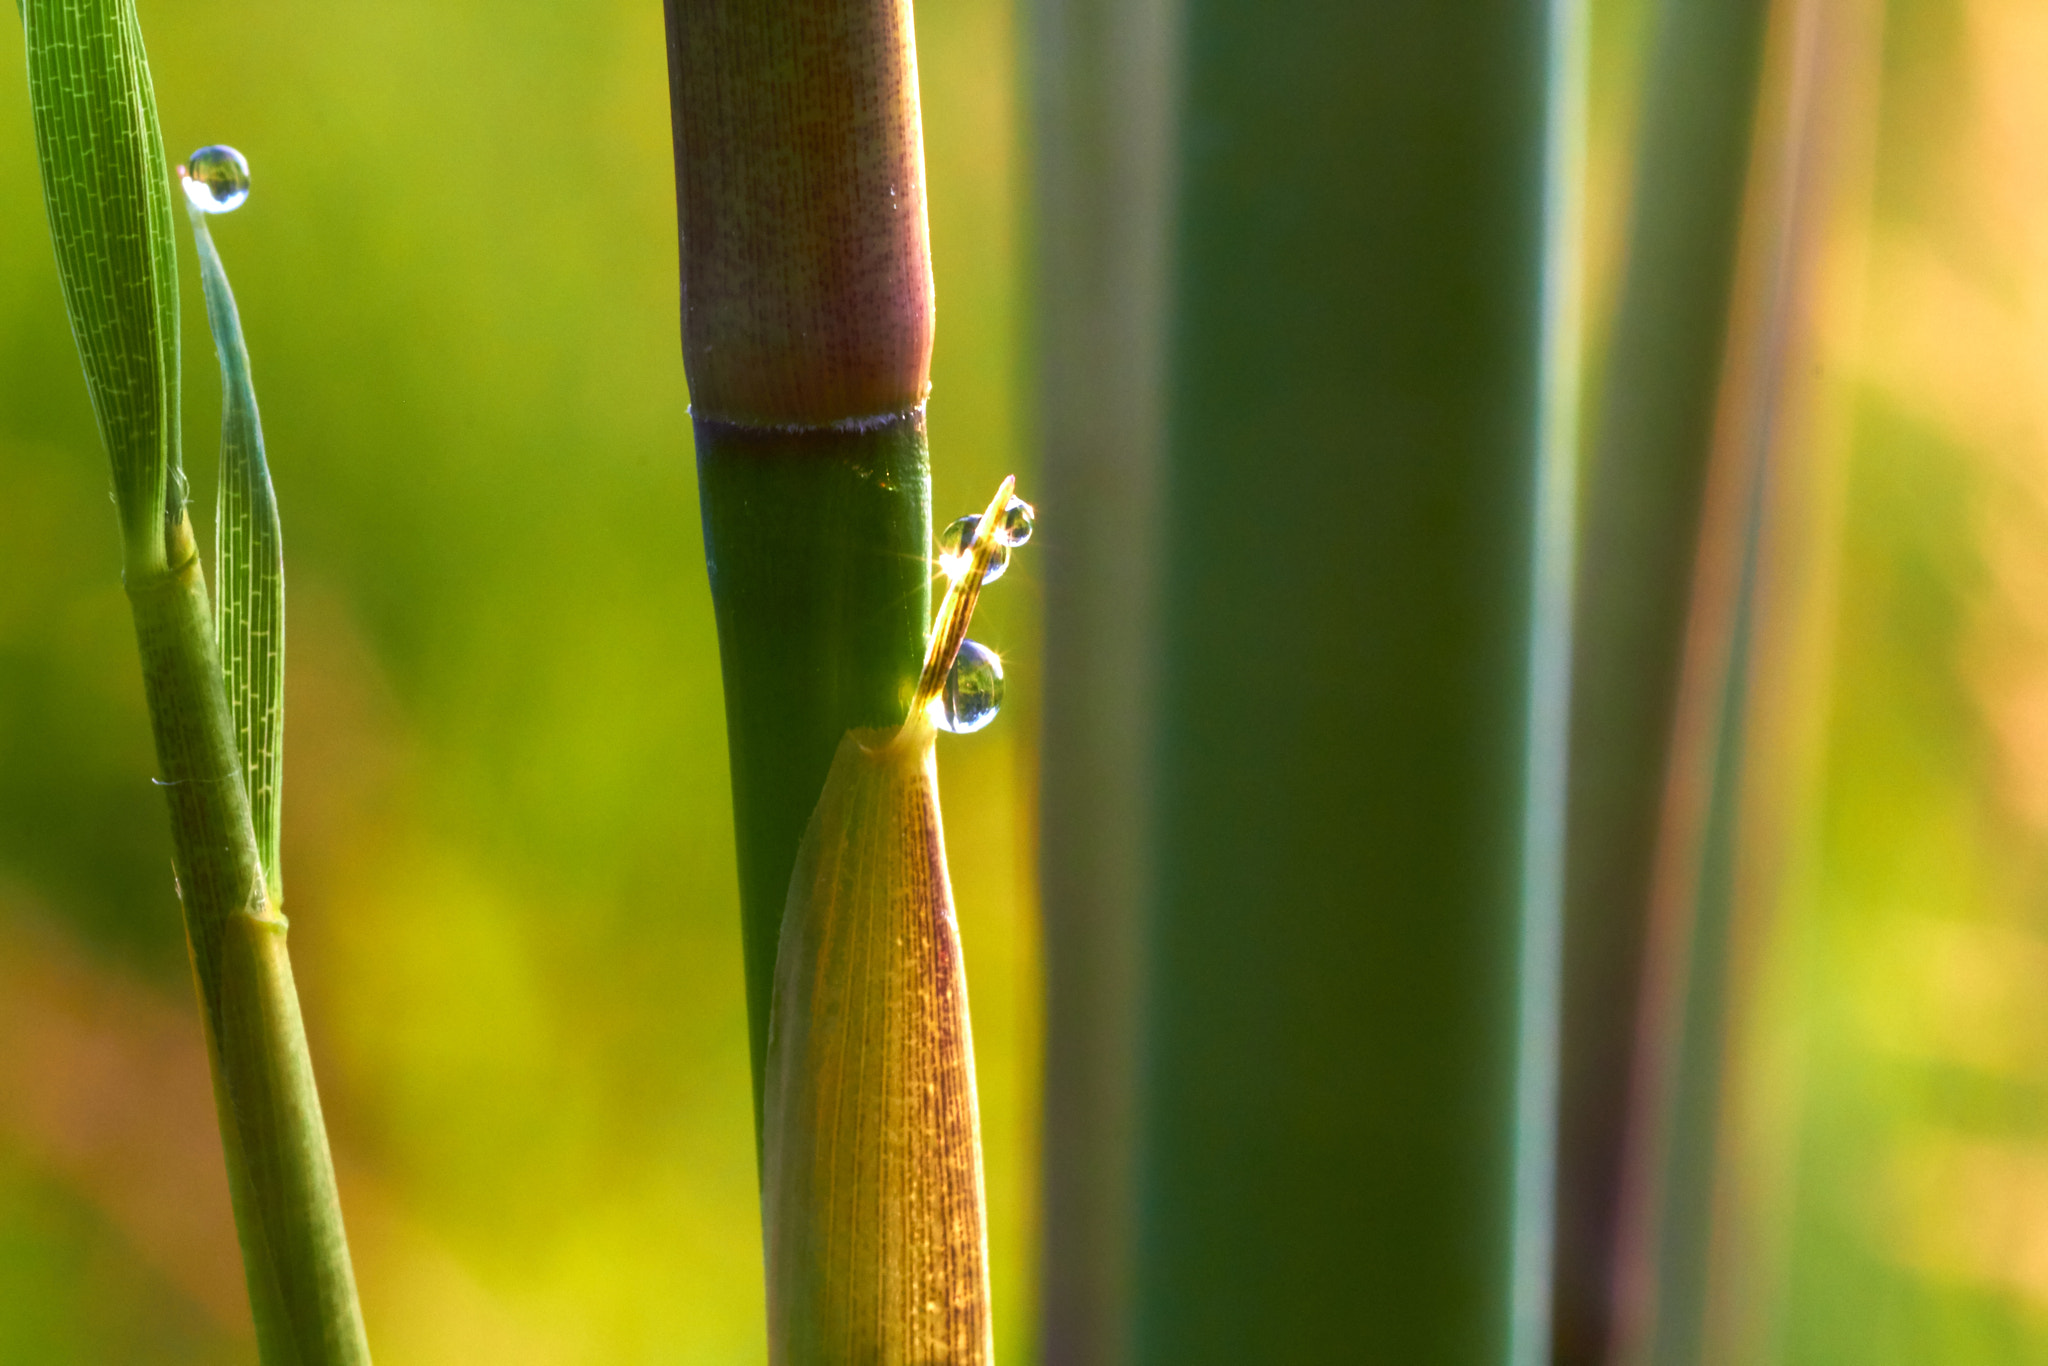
<box><xmin>1552</xmin><ymin>0</ymin><xmax>1775</xmax><ymax>1358</ymax></box>
<box><xmin>23</xmin><ymin>2</ymin><xmax>367</xmax><ymax>1360</ymax></box>
<box><xmin>1028</xmin><ymin>0</ymin><xmax>1172</xmax><ymax>1357</ymax></box>
<box><xmin>662</xmin><ymin>0</ymin><xmax>936</xmax><ymax>1137</ymax></box>
<box><xmin>1034</xmin><ymin>1</ymin><xmax>1584</xmax><ymax>1362</ymax></box>
<box><xmin>1605</xmin><ymin>0</ymin><xmax>1873</xmax><ymax>1362</ymax></box>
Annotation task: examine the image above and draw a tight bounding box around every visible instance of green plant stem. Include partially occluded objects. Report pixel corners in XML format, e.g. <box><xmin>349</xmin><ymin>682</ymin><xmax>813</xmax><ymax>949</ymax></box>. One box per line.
<box><xmin>663</xmin><ymin>0</ymin><xmax>937</xmax><ymax>1134</ymax></box>
<box><xmin>1029</xmin><ymin>0</ymin><xmax>1173</xmax><ymax>1354</ymax></box>
<box><xmin>128</xmin><ymin>518</ymin><xmax>368</xmax><ymax>1365</ymax></box>
<box><xmin>25</xmin><ymin>0</ymin><xmax>367</xmax><ymax>1357</ymax></box>
<box><xmin>694</xmin><ymin>416</ymin><xmax>932</xmax><ymax>1133</ymax></box>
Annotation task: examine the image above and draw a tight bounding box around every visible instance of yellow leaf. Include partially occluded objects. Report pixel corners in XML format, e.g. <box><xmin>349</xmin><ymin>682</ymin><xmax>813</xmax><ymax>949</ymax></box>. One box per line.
<box><xmin>763</xmin><ymin>721</ymin><xmax>992</xmax><ymax>1365</ymax></box>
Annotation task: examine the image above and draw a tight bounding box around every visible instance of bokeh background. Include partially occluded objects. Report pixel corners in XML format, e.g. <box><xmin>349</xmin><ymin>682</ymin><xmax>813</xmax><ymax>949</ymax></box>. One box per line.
<box><xmin>10</xmin><ymin>0</ymin><xmax>2048</xmax><ymax>1361</ymax></box>
<box><xmin>0</xmin><ymin>0</ymin><xmax>1033</xmax><ymax>1360</ymax></box>
<box><xmin>1754</xmin><ymin>0</ymin><xmax>2048</xmax><ymax>1357</ymax></box>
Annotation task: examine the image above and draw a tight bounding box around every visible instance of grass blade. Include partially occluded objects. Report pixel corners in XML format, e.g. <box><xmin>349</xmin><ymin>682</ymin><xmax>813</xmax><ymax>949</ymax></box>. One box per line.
<box><xmin>763</xmin><ymin>728</ymin><xmax>993</xmax><ymax>1364</ymax></box>
<box><xmin>1607</xmin><ymin>1</ymin><xmax>1859</xmax><ymax>1360</ymax></box>
<box><xmin>24</xmin><ymin>0</ymin><xmax>181</xmax><ymax>571</ymax></box>
<box><xmin>189</xmin><ymin>202</ymin><xmax>286</xmax><ymax>896</ymax></box>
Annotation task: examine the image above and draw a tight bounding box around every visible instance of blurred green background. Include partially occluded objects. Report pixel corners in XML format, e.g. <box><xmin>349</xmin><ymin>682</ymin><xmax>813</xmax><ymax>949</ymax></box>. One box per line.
<box><xmin>1759</xmin><ymin>0</ymin><xmax>2048</xmax><ymax>1359</ymax></box>
<box><xmin>0</xmin><ymin>0</ymin><xmax>1033</xmax><ymax>1360</ymax></box>
<box><xmin>12</xmin><ymin>0</ymin><xmax>2048</xmax><ymax>1361</ymax></box>
<box><xmin>1575</xmin><ymin>0</ymin><xmax>2048</xmax><ymax>1356</ymax></box>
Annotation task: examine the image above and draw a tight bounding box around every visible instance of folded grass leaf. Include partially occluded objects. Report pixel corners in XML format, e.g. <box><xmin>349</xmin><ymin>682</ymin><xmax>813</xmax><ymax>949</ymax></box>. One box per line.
<box><xmin>187</xmin><ymin>174</ymin><xmax>286</xmax><ymax>896</ymax></box>
<box><xmin>761</xmin><ymin>478</ymin><xmax>1017</xmax><ymax>1366</ymax></box>
<box><xmin>25</xmin><ymin>0</ymin><xmax>182</xmax><ymax>569</ymax></box>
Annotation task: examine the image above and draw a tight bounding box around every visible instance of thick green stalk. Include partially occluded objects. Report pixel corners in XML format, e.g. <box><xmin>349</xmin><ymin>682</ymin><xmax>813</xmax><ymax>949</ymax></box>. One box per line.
<box><xmin>24</xmin><ymin>0</ymin><xmax>367</xmax><ymax>1358</ymax></box>
<box><xmin>693</xmin><ymin>415</ymin><xmax>932</xmax><ymax>1130</ymax></box>
<box><xmin>1036</xmin><ymin>1</ymin><xmax>1583</xmax><ymax>1361</ymax></box>
<box><xmin>663</xmin><ymin>0</ymin><xmax>936</xmax><ymax>1135</ymax></box>
<box><xmin>1552</xmin><ymin>0</ymin><xmax>1773</xmax><ymax>1358</ymax></box>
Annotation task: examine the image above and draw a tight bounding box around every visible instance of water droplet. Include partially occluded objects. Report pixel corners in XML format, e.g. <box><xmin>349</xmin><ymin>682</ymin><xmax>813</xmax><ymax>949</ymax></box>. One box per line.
<box><xmin>937</xmin><ymin>514</ymin><xmax>1009</xmax><ymax>585</ymax></box>
<box><xmin>182</xmin><ymin>145</ymin><xmax>250</xmax><ymax>214</ymax></box>
<box><xmin>933</xmin><ymin>640</ymin><xmax>1003</xmax><ymax>734</ymax></box>
<box><xmin>998</xmin><ymin>495</ymin><xmax>1035</xmax><ymax>547</ymax></box>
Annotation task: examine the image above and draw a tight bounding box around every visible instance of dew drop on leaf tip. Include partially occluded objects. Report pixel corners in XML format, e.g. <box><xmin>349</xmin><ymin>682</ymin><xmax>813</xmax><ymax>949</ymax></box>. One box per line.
<box><xmin>933</xmin><ymin>640</ymin><xmax>1003</xmax><ymax>734</ymax></box>
<box><xmin>998</xmin><ymin>495</ymin><xmax>1034</xmax><ymax>547</ymax></box>
<box><xmin>181</xmin><ymin>145</ymin><xmax>250</xmax><ymax>214</ymax></box>
<box><xmin>938</xmin><ymin>515</ymin><xmax>1010</xmax><ymax>585</ymax></box>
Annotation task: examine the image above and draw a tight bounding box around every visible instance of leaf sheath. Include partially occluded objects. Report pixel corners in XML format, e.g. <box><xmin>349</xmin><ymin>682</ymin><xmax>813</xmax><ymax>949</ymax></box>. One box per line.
<box><xmin>763</xmin><ymin>725</ymin><xmax>993</xmax><ymax>1366</ymax></box>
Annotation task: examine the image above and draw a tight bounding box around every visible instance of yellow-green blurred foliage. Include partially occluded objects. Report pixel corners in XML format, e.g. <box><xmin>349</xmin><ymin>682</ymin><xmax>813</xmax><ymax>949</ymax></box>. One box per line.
<box><xmin>1734</xmin><ymin>0</ymin><xmax>2048</xmax><ymax>1359</ymax></box>
<box><xmin>0</xmin><ymin>0</ymin><xmax>1035</xmax><ymax>1361</ymax></box>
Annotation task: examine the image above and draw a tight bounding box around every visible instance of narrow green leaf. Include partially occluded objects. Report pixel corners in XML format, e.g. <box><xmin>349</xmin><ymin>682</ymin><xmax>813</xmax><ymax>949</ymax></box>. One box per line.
<box><xmin>24</xmin><ymin>0</ymin><xmax>182</xmax><ymax>572</ymax></box>
<box><xmin>189</xmin><ymin>203</ymin><xmax>286</xmax><ymax>897</ymax></box>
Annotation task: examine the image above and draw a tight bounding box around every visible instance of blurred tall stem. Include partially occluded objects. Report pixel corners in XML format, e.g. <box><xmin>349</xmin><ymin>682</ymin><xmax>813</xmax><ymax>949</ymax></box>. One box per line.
<box><xmin>1029</xmin><ymin>0</ymin><xmax>1173</xmax><ymax>1356</ymax></box>
<box><xmin>661</xmin><ymin>0</ymin><xmax>935</xmax><ymax>1137</ymax></box>
<box><xmin>1552</xmin><ymin>0</ymin><xmax>1774</xmax><ymax>1359</ymax></box>
<box><xmin>24</xmin><ymin>0</ymin><xmax>367</xmax><ymax>1360</ymax></box>
<box><xmin>1034</xmin><ymin>1</ymin><xmax>1583</xmax><ymax>1361</ymax></box>
<box><xmin>1605</xmin><ymin>0</ymin><xmax>1860</xmax><ymax>1361</ymax></box>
